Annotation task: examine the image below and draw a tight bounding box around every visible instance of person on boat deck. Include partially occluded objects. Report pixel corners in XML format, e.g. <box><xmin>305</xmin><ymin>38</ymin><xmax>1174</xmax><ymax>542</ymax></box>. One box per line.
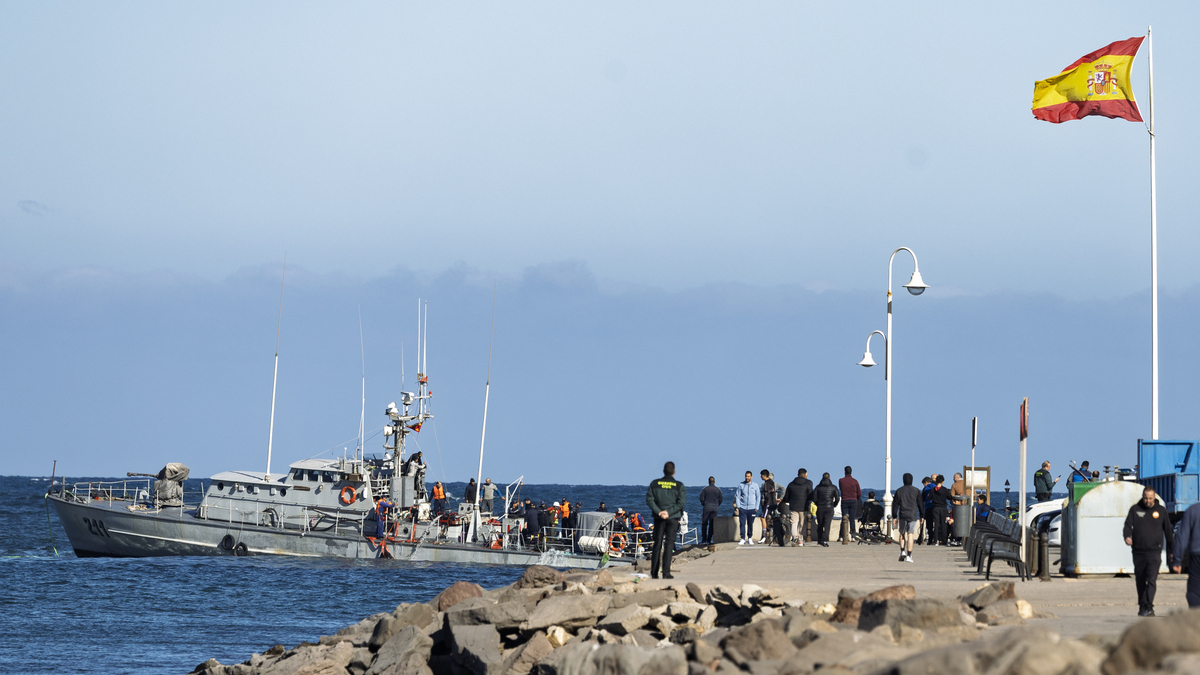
<box><xmin>374</xmin><ymin>495</ymin><xmax>394</xmax><ymax>537</ymax></box>
<box><xmin>598</xmin><ymin>502</ymin><xmax>608</xmax><ymax>512</ymax></box>
<box><xmin>480</xmin><ymin>479</ymin><xmax>497</xmax><ymax>515</ymax></box>
<box><xmin>627</xmin><ymin>510</ymin><xmax>648</xmax><ymax>546</ymax></box>
<box><xmin>523</xmin><ymin>500</ymin><xmax>540</xmax><ymax>545</ymax></box>
<box><xmin>431</xmin><ymin>481</ymin><xmax>447</xmax><ymax>515</ymax></box>
<box><xmin>464</xmin><ymin>478</ymin><xmax>477</xmax><ymax>505</ymax></box>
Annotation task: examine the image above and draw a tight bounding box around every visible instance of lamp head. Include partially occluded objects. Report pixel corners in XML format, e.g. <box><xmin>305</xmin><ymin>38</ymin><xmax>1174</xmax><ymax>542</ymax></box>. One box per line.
<box><xmin>857</xmin><ymin>350</ymin><xmax>876</xmax><ymax>368</ymax></box>
<box><xmin>903</xmin><ymin>268</ymin><xmax>928</xmax><ymax>296</ymax></box>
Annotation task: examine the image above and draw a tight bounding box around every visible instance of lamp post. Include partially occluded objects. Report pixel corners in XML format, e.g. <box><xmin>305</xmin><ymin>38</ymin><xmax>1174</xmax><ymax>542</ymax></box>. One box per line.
<box><xmin>857</xmin><ymin>247</ymin><xmax>928</xmax><ymax>535</ymax></box>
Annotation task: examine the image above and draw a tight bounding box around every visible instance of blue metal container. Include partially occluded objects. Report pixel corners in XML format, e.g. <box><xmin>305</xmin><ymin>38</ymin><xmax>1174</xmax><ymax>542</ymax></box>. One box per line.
<box><xmin>1137</xmin><ymin>439</ymin><xmax>1200</xmax><ymax>513</ymax></box>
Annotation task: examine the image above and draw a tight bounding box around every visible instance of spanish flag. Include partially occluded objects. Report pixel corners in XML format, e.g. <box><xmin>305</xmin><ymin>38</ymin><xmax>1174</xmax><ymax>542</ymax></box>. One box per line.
<box><xmin>1032</xmin><ymin>37</ymin><xmax>1144</xmax><ymax>123</ymax></box>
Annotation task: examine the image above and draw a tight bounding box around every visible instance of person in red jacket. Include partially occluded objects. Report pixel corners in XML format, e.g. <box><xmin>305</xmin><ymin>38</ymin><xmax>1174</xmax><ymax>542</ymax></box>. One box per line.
<box><xmin>838</xmin><ymin>466</ymin><xmax>862</xmax><ymax>539</ymax></box>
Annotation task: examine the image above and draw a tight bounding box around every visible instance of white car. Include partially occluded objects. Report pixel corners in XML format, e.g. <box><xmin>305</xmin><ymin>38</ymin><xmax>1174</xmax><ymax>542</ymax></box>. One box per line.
<box><xmin>1023</xmin><ymin>499</ymin><xmax>1066</xmax><ymax>528</ymax></box>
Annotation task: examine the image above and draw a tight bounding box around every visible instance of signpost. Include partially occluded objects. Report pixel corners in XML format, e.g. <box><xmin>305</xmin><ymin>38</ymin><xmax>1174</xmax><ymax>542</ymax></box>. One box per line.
<box><xmin>969</xmin><ymin>417</ymin><xmax>978</xmax><ymax>526</ymax></box>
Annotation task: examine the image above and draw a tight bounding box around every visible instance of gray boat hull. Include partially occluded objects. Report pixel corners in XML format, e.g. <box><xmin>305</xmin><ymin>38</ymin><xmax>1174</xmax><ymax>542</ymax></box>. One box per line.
<box><xmin>49</xmin><ymin>495</ymin><xmax>621</xmax><ymax>569</ymax></box>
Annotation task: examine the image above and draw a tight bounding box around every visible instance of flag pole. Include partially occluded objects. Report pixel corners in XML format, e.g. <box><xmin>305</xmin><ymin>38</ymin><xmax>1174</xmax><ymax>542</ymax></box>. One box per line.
<box><xmin>1148</xmin><ymin>25</ymin><xmax>1159</xmax><ymax>440</ymax></box>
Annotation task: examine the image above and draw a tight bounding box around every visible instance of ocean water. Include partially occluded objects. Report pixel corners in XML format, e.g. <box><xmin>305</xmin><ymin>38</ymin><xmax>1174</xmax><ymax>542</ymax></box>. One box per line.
<box><xmin>0</xmin><ymin>475</ymin><xmax>730</xmax><ymax>675</ymax></box>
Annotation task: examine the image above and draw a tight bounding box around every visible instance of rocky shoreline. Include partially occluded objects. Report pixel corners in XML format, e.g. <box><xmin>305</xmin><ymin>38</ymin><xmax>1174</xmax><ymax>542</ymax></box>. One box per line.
<box><xmin>191</xmin><ymin>559</ymin><xmax>1200</xmax><ymax>675</ymax></box>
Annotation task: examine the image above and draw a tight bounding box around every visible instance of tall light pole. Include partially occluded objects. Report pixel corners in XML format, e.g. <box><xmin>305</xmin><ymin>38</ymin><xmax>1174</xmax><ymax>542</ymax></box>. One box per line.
<box><xmin>857</xmin><ymin>247</ymin><xmax>927</xmax><ymax>534</ymax></box>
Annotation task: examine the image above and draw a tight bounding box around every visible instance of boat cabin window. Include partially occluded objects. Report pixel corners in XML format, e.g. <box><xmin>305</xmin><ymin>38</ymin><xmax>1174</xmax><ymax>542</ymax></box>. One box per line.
<box><xmin>307</xmin><ymin>470</ymin><xmax>320</xmax><ymax>482</ymax></box>
<box><xmin>292</xmin><ymin>469</ymin><xmax>305</xmax><ymax>481</ymax></box>
<box><xmin>322</xmin><ymin>471</ymin><xmax>336</xmax><ymax>483</ymax></box>
<box><xmin>246</xmin><ymin>485</ymin><xmax>257</xmax><ymax>495</ymax></box>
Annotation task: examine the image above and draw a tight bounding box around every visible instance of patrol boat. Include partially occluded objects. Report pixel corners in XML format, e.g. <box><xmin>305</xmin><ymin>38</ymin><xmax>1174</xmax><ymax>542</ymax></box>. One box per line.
<box><xmin>46</xmin><ymin>309</ymin><xmax>627</xmax><ymax>568</ymax></box>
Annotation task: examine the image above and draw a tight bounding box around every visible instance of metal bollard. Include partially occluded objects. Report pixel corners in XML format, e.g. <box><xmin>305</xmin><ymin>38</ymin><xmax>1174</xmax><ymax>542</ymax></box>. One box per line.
<box><xmin>840</xmin><ymin>518</ymin><xmax>849</xmax><ymax>545</ymax></box>
<box><xmin>1039</xmin><ymin>532</ymin><xmax>1051</xmax><ymax>581</ymax></box>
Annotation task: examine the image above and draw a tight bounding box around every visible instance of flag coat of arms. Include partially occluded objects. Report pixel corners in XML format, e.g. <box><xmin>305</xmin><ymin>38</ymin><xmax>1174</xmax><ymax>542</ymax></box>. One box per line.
<box><xmin>1032</xmin><ymin>36</ymin><xmax>1144</xmax><ymax>123</ymax></box>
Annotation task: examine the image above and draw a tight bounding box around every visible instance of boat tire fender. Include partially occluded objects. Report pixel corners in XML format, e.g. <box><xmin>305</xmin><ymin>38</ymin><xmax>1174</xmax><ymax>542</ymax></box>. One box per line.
<box><xmin>234</xmin><ymin>542</ymin><xmax>248</xmax><ymax>556</ymax></box>
<box><xmin>220</xmin><ymin>534</ymin><xmax>236</xmax><ymax>551</ymax></box>
<box><xmin>340</xmin><ymin>486</ymin><xmax>357</xmax><ymax>505</ymax></box>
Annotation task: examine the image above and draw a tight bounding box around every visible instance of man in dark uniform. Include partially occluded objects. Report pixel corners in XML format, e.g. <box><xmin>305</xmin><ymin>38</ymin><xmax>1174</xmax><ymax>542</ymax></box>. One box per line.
<box><xmin>1174</xmin><ymin>500</ymin><xmax>1200</xmax><ymax>607</ymax></box>
<box><xmin>646</xmin><ymin>461</ymin><xmax>686</xmax><ymax>579</ymax></box>
<box><xmin>930</xmin><ymin>475</ymin><xmax>952</xmax><ymax>546</ymax></box>
<box><xmin>699</xmin><ymin>476</ymin><xmax>722</xmax><ymax>544</ymax></box>
<box><xmin>1124</xmin><ymin>486</ymin><xmax>1173</xmax><ymax>616</ymax></box>
<box><xmin>1034</xmin><ymin>461</ymin><xmax>1058</xmax><ymax>502</ymax></box>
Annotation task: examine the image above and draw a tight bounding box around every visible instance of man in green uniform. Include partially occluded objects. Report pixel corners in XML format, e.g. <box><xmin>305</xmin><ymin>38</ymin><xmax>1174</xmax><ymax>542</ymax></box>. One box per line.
<box><xmin>1034</xmin><ymin>461</ymin><xmax>1058</xmax><ymax>502</ymax></box>
<box><xmin>646</xmin><ymin>461</ymin><xmax>687</xmax><ymax>579</ymax></box>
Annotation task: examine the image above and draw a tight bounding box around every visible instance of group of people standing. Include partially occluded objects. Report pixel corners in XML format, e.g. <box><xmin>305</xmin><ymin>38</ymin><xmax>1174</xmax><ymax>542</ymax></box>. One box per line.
<box><xmin>694</xmin><ymin>467</ymin><xmax>864</xmax><ymax>548</ymax></box>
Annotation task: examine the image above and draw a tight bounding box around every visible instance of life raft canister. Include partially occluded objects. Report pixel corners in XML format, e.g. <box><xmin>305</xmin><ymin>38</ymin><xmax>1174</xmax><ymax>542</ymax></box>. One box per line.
<box><xmin>339</xmin><ymin>486</ymin><xmax>357</xmax><ymax>505</ymax></box>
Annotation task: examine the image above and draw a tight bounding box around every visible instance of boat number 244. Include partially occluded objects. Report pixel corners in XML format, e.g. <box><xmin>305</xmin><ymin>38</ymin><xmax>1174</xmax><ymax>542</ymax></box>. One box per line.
<box><xmin>83</xmin><ymin>517</ymin><xmax>111</xmax><ymax>538</ymax></box>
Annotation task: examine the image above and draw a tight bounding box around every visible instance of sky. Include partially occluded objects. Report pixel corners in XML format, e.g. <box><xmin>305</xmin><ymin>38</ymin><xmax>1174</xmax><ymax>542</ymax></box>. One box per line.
<box><xmin>3</xmin><ymin>2</ymin><xmax>1200</xmax><ymax>491</ymax></box>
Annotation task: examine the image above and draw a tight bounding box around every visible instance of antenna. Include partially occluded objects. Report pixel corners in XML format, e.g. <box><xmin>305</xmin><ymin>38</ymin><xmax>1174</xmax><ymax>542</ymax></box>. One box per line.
<box><xmin>471</xmin><ymin>282</ymin><xmax>497</xmax><ymax>541</ymax></box>
<box><xmin>265</xmin><ymin>253</ymin><xmax>286</xmax><ymax>481</ymax></box>
<box><xmin>358</xmin><ymin>306</ymin><xmax>366</xmax><ymax>465</ymax></box>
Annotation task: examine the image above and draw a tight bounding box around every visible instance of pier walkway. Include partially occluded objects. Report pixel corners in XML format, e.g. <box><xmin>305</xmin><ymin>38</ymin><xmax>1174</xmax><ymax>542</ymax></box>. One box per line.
<box><xmin>641</xmin><ymin>541</ymin><xmax>1186</xmax><ymax>638</ymax></box>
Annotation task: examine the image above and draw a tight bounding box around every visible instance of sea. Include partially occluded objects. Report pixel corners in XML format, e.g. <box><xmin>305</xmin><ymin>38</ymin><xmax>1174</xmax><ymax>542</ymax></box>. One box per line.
<box><xmin>1</xmin><ymin>474</ymin><xmax>1053</xmax><ymax>674</ymax></box>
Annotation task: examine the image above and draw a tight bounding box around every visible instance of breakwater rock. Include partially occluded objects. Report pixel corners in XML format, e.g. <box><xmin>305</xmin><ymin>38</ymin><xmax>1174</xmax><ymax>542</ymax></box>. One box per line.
<box><xmin>191</xmin><ymin>565</ymin><xmax>1200</xmax><ymax>675</ymax></box>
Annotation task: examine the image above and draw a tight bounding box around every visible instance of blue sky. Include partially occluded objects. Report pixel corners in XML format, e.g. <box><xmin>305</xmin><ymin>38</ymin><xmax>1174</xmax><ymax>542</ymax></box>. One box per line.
<box><xmin>3</xmin><ymin>2</ymin><xmax>1199</xmax><ymax>488</ymax></box>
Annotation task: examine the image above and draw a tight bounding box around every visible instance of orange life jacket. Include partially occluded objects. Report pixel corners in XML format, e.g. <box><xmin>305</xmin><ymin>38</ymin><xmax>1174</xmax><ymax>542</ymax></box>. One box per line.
<box><xmin>432</xmin><ymin>485</ymin><xmax>445</xmax><ymax>500</ymax></box>
<box><xmin>630</xmin><ymin>513</ymin><xmax>647</xmax><ymax>531</ymax></box>
<box><xmin>561</xmin><ymin>503</ymin><xmax>570</xmax><ymax>519</ymax></box>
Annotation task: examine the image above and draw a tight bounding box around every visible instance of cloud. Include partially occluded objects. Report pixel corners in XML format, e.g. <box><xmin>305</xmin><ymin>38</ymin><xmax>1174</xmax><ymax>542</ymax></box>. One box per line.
<box><xmin>17</xmin><ymin>200</ymin><xmax>48</xmax><ymax>216</ymax></box>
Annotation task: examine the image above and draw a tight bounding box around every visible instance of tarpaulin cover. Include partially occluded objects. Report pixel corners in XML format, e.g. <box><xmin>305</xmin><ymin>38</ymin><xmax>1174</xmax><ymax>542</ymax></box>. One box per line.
<box><xmin>153</xmin><ymin>463</ymin><xmax>189</xmax><ymax>506</ymax></box>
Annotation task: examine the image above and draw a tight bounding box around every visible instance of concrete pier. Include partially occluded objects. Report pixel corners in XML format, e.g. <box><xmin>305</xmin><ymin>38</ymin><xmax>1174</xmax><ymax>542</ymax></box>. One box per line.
<box><xmin>642</xmin><ymin>542</ymin><xmax>1186</xmax><ymax>638</ymax></box>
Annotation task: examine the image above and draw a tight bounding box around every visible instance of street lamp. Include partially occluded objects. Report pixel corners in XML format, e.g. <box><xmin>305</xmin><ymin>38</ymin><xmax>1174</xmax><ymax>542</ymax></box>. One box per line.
<box><xmin>857</xmin><ymin>247</ymin><xmax>927</xmax><ymax>535</ymax></box>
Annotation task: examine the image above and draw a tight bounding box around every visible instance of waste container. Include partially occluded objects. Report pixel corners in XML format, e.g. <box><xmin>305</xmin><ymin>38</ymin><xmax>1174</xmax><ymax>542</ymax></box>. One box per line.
<box><xmin>953</xmin><ymin>504</ymin><xmax>972</xmax><ymax>538</ymax></box>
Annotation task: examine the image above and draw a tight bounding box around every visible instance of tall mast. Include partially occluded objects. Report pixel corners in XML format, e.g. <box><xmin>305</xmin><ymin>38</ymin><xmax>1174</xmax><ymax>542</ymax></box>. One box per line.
<box><xmin>358</xmin><ymin>307</ymin><xmax>366</xmax><ymax>464</ymax></box>
<box><xmin>265</xmin><ymin>254</ymin><xmax>286</xmax><ymax>481</ymax></box>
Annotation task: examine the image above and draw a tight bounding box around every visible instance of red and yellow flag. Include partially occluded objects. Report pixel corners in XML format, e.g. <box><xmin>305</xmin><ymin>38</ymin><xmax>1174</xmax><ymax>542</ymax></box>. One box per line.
<box><xmin>1032</xmin><ymin>37</ymin><xmax>1144</xmax><ymax>123</ymax></box>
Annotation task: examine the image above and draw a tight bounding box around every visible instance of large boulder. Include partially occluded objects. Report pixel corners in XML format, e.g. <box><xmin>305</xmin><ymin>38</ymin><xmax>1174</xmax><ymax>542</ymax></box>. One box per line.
<box><xmin>857</xmin><ymin>598</ymin><xmax>965</xmax><ymax>638</ymax></box>
<box><xmin>607</xmin><ymin>590</ymin><xmax>677</xmax><ymax>610</ymax></box>
<box><xmin>321</xmin><ymin>613</ymin><xmax>388</xmax><ymax>647</ymax></box>
<box><xmin>439</xmin><ymin>581</ymin><xmax>486</xmax><ymax>611</ymax></box>
<box><xmin>369</xmin><ymin>604</ymin><xmax>439</xmax><ymax>651</ymax></box>
<box><xmin>665</xmin><ymin>602</ymin><xmax>707</xmax><ymax>623</ymax></box>
<box><xmin>535</xmin><ymin>643</ymin><xmax>686</xmax><ymax>675</ymax></box>
<box><xmin>258</xmin><ymin>642</ymin><xmax>356</xmax><ymax>675</ymax></box>
<box><xmin>597</xmin><ymin>604</ymin><xmax>653</xmax><ymax>636</ymax></box>
<box><xmin>884</xmin><ymin>625</ymin><xmax>1104</xmax><ymax>675</ymax></box>
<box><xmin>450</xmin><ymin>624</ymin><xmax>504</xmax><ymax>675</ymax></box>
<box><xmin>367</xmin><ymin>626</ymin><xmax>434</xmax><ymax>675</ymax></box>
<box><xmin>515</xmin><ymin>565</ymin><xmax>564</xmax><ymax>589</ymax></box>
<box><xmin>720</xmin><ymin>619</ymin><xmax>798</xmax><ymax>666</ymax></box>
<box><xmin>832</xmin><ymin>585</ymin><xmax>915</xmax><ymax>625</ymax></box>
<box><xmin>778</xmin><ymin>630</ymin><xmax>900</xmax><ymax>674</ymax></box>
<box><xmin>501</xmin><ymin>632</ymin><xmax>554</xmax><ymax>675</ymax></box>
<box><xmin>1104</xmin><ymin>610</ymin><xmax>1200</xmax><ymax>674</ymax></box>
<box><xmin>521</xmin><ymin>594</ymin><xmax>612</xmax><ymax>632</ymax></box>
<box><xmin>446</xmin><ymin>600</ymin><xmax>529</xmax><ymax>631</ymax></box>
<box><xmin>961</xmin><ymin>582</ymin><xmax>1015</xmax><ymax>611</ymax></box>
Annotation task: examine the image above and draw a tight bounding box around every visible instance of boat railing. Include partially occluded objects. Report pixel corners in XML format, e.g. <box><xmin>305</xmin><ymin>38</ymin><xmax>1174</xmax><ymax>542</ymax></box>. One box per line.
<box><xmin>55</xmin><ymin>479</ymin><xmax>207</xmax><ymax>511</ymax></box>
<box><xmin>524</xmin><ymin>521</ymin><xmax>700</xmax><ymax>558</ymax></box>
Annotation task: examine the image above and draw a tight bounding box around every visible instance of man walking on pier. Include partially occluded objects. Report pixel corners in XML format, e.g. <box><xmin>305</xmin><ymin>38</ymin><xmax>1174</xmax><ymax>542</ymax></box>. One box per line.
<box><xmin>784</xmin><ymin>469</ymin><xmax>813</xmax><ymax>546</ymax></box>
<box><xmin>646</xmin><ymin>461</ymin><xmax>686</xmax><ymax>579</ymax></box>
<box><xmin>893</xmin><ymin>473</ymin><xmax>923</xmax><ymax>563</ymax></box>
<box><xmin>1125</xmin><ymin>486</ymin><xmax>1173</xmax><ymax>616</ymax></box>
<box><xmin>839</xmin><ymin>466</ymin><xmax>862</xmax><ymax>539</ymax></box>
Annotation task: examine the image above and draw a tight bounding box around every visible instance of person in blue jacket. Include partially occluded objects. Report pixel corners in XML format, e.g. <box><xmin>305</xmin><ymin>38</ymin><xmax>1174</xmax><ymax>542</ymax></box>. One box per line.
<box><xmin>734</xmin><ymin>471</ymin><xmax>761</xmax><ymax>546</ymax></box>
<box><xmin>1172</xmin><ymin>501</ymin><xmax>1200</xmax><ymax>607</ymax></box>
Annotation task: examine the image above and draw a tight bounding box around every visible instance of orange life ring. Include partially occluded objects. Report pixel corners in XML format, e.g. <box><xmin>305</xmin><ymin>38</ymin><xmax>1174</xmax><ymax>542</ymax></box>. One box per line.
<box><xmin>340</xmin><ymin>486</ymin><xmax>357</xmax><ymax>505</ymax></box>
<box><xmin>608</xmin><ymin>532</ymin><xmax>626</xmax><ymax>552</ymax></box>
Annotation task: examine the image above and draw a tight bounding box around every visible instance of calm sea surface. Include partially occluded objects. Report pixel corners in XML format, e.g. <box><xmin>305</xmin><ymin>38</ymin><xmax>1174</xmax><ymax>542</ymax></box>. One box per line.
<box><xmin>0</xmin><ymin>475</ymin><xmax>738</xmax><ymax>675</ymax></box>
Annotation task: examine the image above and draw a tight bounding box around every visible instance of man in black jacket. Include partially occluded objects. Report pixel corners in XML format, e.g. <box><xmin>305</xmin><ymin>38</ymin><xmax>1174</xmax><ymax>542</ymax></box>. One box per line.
<box><xmin>892</xmin><ymin>473</ymin><xmax>923</xmax><ymax>563</ymax></box>
<box><xmin>1124</xmin><ymin>487</ymin><xmax>1174</xmax><ymax>616</ymax></box>
<box><xmin>930</xmin><ymin>475</ymin><xmax>952</xmax><ymax>546</ymax></box>
<box><xmin>699</xmin><ymin>477</ymin><xmax>723</xmax><ymax>544</ymax></box>
<box><xmin>813</xmin><ymin>473</ymin><xmax>840</xmax><ymax>547</ymax></box>
<box><xmin>758</xmin><ymin>470</ymin><xmax>777</xmax><ymax>544</ymax></box>
<box><xmin>783</xmin><ymin>469</ymin><xmax>814</xmax><ymax>546</ymax></box>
